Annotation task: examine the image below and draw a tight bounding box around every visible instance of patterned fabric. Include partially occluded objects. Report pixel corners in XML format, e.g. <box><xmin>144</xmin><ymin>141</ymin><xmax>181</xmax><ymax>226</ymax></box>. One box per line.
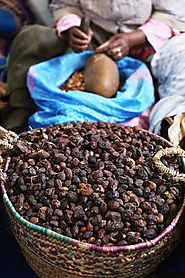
<box><xmin>149</xmin><ymin>33</ymin><xmax>185</xmax><ymax>135</ymax></box>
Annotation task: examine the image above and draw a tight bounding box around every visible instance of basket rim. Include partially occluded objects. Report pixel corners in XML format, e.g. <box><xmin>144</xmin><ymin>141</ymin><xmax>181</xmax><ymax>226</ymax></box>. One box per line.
<box><xmin>1</xmin><ymin>154</ymin><xmax>185</xmax><ymax>254</ymax></box>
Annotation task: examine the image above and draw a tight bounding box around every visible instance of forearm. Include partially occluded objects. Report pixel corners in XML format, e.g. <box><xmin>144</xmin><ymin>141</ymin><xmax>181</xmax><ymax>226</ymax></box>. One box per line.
<box><xmin>139</xmin><ymin>18</ymin><xmax>179</xmax><ymax>52</ymax></box>
<box><xmin>125</xmin><ymin>17</ymin><xmax>179</xmax><ymax>52</ymax></box>
<box><xmin>55</xmin><ymin>14</ymin><xmax>81</xmax><ymax>37</ymax></box>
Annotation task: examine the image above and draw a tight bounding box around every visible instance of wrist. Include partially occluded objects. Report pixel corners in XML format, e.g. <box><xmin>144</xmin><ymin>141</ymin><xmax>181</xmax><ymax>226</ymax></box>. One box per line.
<box><xmin>57</xmin><ymin>30</ymin><xmax>69</xmax><ymax>42</ymax></box>
<box><xmin>126</xmin><ymin>29</ymin><xmax>147</xmax><ymax>48</ymax></box>
<box><xmin>55</xmin><ymin>14</ymin><xmax>81</xmax><ymax>38</ymax></box>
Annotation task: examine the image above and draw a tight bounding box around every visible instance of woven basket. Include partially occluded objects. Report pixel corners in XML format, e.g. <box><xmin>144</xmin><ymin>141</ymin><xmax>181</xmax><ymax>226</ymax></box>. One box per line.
<box><xmin>1</xmin><ymin>126</ymin><xmax>185</xmax><ymax>278</ymax></box>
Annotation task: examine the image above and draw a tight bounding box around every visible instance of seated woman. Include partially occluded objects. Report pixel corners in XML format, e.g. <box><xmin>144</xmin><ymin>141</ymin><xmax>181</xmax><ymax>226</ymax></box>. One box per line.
<box><xmin>1</xmin><ymin>0</ymin><xmax>185</xmax><ymax>138</ymax></box>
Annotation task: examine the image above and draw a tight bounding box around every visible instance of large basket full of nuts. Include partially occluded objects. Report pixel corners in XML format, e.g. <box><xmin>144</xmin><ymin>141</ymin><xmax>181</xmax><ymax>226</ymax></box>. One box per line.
<box><xmin>1</xmin><ymin>122</ymin><xmax>185</xmax><ymax>278</ymax></box>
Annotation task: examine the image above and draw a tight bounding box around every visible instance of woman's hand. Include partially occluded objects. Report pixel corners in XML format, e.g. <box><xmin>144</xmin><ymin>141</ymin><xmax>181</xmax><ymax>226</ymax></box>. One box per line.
<box><xmin>95</xmin><ymin>33</ymin><xmax>130</xmax><ymax>60</ymax></box>
<box><xmin>95</xmin><ymin>30</ymin><xmax>146</xmax><ymax>61</ymax></box>
<box><xmin>68</xmin><ymin>26</ymin><xmax>93</xmax><ymax>53</ymax></box>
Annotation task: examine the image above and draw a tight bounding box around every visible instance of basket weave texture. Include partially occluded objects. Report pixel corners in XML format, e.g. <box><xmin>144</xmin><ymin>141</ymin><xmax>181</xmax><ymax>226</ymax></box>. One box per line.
<box><xmin>1</xmin><ymin>128</ymin><xmax>185</xmax><ymax>278</ymax></box>
<box><xmin>2</xmin><ymin>191</ymin><xmax>185</xmax><ymax>278</ymax></box>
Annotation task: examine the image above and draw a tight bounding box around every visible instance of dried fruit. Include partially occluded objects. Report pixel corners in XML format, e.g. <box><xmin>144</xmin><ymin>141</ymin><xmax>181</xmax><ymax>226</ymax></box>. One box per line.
<box><xmin>6</xmin><ymin>122</ymin><xmax>184</xmax><ymax>247</ymax></box>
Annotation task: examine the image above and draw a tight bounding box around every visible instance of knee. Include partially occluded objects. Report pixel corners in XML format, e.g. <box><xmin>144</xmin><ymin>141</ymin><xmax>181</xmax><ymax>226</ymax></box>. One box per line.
<box><xmin>11</xmin><ymin>24</ymin><xmax>53</xmax><ymax>47</ymax></box>
<box><xmin>13</xmin><ymin>24</ymin><xmax>66</xmax><ymax>56</ymax></box>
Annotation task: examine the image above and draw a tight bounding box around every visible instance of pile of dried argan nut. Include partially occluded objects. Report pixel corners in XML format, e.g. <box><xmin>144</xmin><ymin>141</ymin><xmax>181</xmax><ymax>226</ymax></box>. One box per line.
<box><xmin>6</xmin><ymin>121</ymin><xmax>184</xmax><ymax>246</ymax></box>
